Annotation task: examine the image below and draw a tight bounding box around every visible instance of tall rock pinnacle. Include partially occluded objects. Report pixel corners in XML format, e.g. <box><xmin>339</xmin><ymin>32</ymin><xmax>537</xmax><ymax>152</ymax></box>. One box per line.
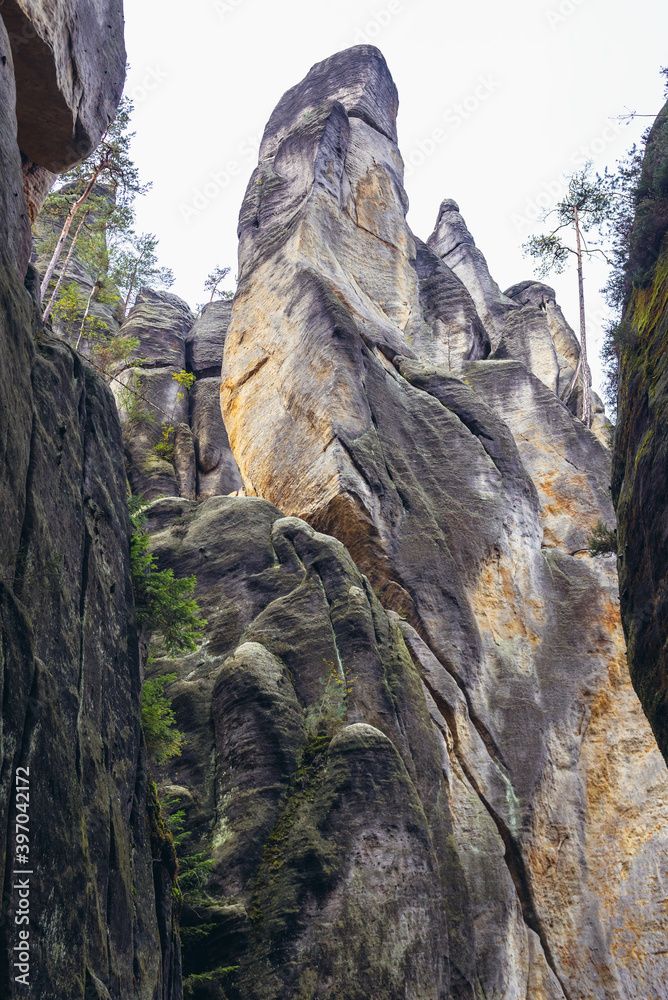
<box><xmin>219</xmin><ymin>45</ymin><xmax>668</xmax><ymax>999</ymax></box>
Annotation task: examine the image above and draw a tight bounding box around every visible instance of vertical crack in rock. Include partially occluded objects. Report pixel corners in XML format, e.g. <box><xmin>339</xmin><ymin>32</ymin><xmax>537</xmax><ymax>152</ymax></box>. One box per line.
<box><xmin>423</xmin><ymin>673</ymin><xmax>571</xmax><ymax>1000</ymax></box>
<box><xmin>219</xmin><ymin>43</ymin><xmax>668</xmax><ymax>1000</ymax></box>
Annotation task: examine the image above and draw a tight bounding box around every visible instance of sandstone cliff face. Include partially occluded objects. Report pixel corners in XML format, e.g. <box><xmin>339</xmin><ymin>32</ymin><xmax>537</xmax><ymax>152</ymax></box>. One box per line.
<box><xmin>0</xmin><ymin>4</ymin><xmax>183</xmax><ymax>997</ymax></box>
<box><xmin>198</xmin><ymin>45</ymin><xmax>668</xmax><ymax>999</ymax></box>
<box><xmin>114</xmin><ymin>292</ymin><xmax>243</xmax><ymax>502</ymax></box>
<box><xmin>612</xmin><ymin>98</ymin><xmax>668</xmax><ymax>764</ymax></box>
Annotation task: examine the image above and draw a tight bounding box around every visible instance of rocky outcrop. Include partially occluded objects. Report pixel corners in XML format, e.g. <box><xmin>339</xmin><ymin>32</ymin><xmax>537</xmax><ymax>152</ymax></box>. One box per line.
<box><xmin>1</xmin><ymin>0</ymin><xmax>125</xmax><ymax>173</ymax></box>
<box><xmin>114</xmin><ymin>290</ymin><xmax>243</xmax><ymax>502</ymax></box>
<box><xmin>428</xmin><ymin>197</ymin><xmax>515</xmax><ymax>348</ymax></box>
<box><xmin>216</xmin><ymin>44</ymin><xmax>668</xmax><ymax>999</ymax></box>
<box><xmin>0</xmin><ymin>4</ymin><xmax>182</xmax><ymax>997</ymax></box>
<box><xmin>612</xmin><ymin>98</ymin><xmax>668</xmax><ymax>763</ymax></box>
<box><xmin>0</xmin><ymin>253</ymin><xmax>181</xmax><ymax>998</ymax></box>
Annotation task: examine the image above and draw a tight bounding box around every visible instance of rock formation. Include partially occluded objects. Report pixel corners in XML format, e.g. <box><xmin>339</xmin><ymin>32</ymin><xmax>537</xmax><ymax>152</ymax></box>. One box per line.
<box><xmin>113</xmin><ymin>292</ymin><xmax>243</xmax><ymax>502</ymax></box>
<box><xmin>202</xmin><ymin>44</ymin><xmax>668</xmax><ymax>999</ymax></box>
<box><xmin>1</xmin><ymin>8</ymin><xmax>667</xmax><ymax>997</ymax></box>
<box><xmin>0</xmin><ymin>2</ymin><xmax>182</xmax><ymax>997</ymax></box>
<box><xmin>613</xmin><ymin>97</ymin><xmax>668</xmax><ymax>764</ymax></box>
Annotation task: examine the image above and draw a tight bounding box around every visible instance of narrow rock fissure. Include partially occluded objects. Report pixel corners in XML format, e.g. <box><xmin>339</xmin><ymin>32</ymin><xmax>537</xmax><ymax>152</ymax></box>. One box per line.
<box><xmin>425</xmin><ymin>676</ymin><xmax>571</xmax><ymax>1000</ymax></box>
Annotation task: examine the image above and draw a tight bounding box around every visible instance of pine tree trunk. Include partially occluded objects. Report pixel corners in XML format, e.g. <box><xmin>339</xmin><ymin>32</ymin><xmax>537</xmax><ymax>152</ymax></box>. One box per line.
<box><xmin>574</xmin><ymin>205</ymin><xmax>592</xmax><ymax>428</ymax></box>
<box><xmin>39</xmin><ymin>165</ymin><xmax>104</xmax><ymax>303</ymax></box>
<box><xmin>75</xmin><ymin>284</ymin><xmax>97</xmax><ymax>351</ymax></box>
<box><xmin>41</xmin><ymin>211</ymin><xmax>89</xmax><ymax>323</ymax></box>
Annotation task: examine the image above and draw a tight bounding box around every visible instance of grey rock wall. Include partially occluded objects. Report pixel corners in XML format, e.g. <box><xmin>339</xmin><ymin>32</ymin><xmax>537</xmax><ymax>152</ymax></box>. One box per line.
<box><xmin>216</xmin><ymin>44</ymin><xmax>668</xmax><ymax>1000</ymax></box>
<box><xmin>114</xmin><ymin>290</ymin><xmax>242</xmax><ymax>502</ymax></box>
<box><xmin>0</xmin><ymin>3</ymin><xmax>183</xmax><ymax>996</ymax></box>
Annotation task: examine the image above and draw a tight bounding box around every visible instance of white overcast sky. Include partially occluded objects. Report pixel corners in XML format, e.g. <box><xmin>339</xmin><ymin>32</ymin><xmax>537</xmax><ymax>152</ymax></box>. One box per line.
<box><xmin>123</xmin><ymin>0</ymin><xmax>668</xmax><ymax>399</ymax></box>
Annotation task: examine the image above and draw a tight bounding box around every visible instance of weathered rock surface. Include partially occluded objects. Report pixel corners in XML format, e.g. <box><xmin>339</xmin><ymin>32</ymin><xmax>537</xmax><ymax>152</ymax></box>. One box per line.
<box><xmin>0</xmin><ymin>19</ymin><xmax>31</xmax><ymax>276</ymax></box>
<box><xmin>0</xmin><ymin>246</ymin><xmax>180</xmax><ymax>998</ymax></box>
<box><xmin>113</xmin><ymin>288</ymin><xmax>193</xmax><ymax>500</ymax></box>
<box><xmin>0</xmin><ymin>5</ymin><xmax>183</xmax><ymax>995</ymax></box>
<box><xmin>186</xmin><ymin>299</ymin><xmax>232</xmax><ymax>378</ymax></box>
<box><xmin>219</xmin><ymin>44</ymin><xmax>668</xmax><ymax>999</ymax></box>
<box><xmin>428</xmin><ymin>197</ymin><xmax>515</xmax><ymax>348</ymax></box>
<box><xmin>0</xmin><ymin>0</ymin><xmax>125</xmax><ymax>173</ymax></box>
<box><xmin>113</xmin><ymin>290</ymin><xmax>243</xmax><ymax>503</ymax></box>
<box><xmin>191</xmin><ymin>378</ymin><xmax>243</xmax><ymax>498</ymax></box>
<box><xmin>613</xmin><ymin>98</ymin><xmax>668</xmax><ymax>763</ymax></box>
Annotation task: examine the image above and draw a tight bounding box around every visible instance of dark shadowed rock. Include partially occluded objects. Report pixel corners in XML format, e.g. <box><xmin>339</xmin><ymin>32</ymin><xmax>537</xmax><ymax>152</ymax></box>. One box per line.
<box><xmin>0</xmin><ymin>244</ymin><xmax>179</xmax><ymax>998</ymax></box>
<box><xmin>114</xmin><ymin>289</ymin><xmax>194</xmax><ymax>502</ymax></box>
<box><xmin>1</xmin><ymin>0</ymin><xmax>125</xmax><ymax>172</ymax></box>
<box><xmin>190</xmin><ymin>378</ymin><xmax>242</xmax><ymax>498</ymax></box>
<box><xmin>145</xmin><ymin>498</ymin><xmax>469</xmax><ymax>999</ymax></box>
<box><xmin>0</xmin><ymin>22</ymin><xmax>31</xmax><ymax>276</ymax></box>
<box><xmin>613</xmin><ymin>98</ymin><xmax>668</xmax><ymax>763</ymax></box>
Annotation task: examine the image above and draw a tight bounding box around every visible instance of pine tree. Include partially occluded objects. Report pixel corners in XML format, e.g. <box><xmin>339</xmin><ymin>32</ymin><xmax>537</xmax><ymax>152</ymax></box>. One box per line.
<box><xmin>523</xmin><ymin>163</ymin><xmax>612</xmax><ymax>428</ymax></box>
<box><xmin>38</xmin><ymin>97</ymin><xmax>147</xmax><ymax>315</ymax></box>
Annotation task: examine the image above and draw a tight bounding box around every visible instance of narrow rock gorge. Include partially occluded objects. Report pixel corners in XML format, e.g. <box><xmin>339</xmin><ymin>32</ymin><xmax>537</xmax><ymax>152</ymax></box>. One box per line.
<box><xmin>0</xmin><ymin>5</ymin><xmax>667</xmax><ymax>999</ymax></box>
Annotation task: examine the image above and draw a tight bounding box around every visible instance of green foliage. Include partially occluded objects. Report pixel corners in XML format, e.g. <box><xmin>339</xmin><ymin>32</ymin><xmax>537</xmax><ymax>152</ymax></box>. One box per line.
<box><xmin>51</xmin><ymin>281</ymin><xmax>84</xmax><ymax>326</ymax></box>
<box><xmin>37</xmin><ymin>97</ymin><xmax>173</xmax><ymax>322</ymax></box>
<box><xmin>522</xmin><ymin>162</ymin><xmax>613</xmax><ymax>274</ymax></box>
<box><xmin>142</xmin><ymin>674</ymin><xmax>187</xmax><ymax>765</ymax></box>
<box><xmin>163</xmin><ymin>797</ymin><xmax>215</xmax><ymax>907</ymax></box>
<box><xmin>600</xmin><ymin>317</ymin><xmax>636</xmax><ymax>413</ymax></box>
<box><xmin>110</xmin><ymin>230</ymin><xmax>175</xmax><ymax>311</ymax></box>
<box><xmin>154</xmin><ymin>423</ymin><xmax>177</xmax><ymax>464</ymax></box>
<box><xmin>121</xmin><ymin>371</ymin><xmax>158</xmax><ymax>427</ymax></box>
<box><xmin>204</xmin><ymin>265</ymin><xmax>234</xmax><ymax>303</ymax></box>
<box><xmin>183</xmin><ymin>965</ymin><xmax>238</xmax><ymax>1000</ymax></box>
<box><xmin>301</xmin><ymin>661</ymin><xmax>356</xmax><ymax>762</ymax></box>
<box><xmin>173</xmin><ymin>369</ymin><xmax>197</xmax><ymax>391</ymax></box>
<box><xmin>587</xmin><ymin>520</ymin><xmax>618</xmax><ymax>556</ymax></box>
<box><xmin>129</xmin><ymin>498</ymin><xmax>206</xmax><ymax>655</ymax></box>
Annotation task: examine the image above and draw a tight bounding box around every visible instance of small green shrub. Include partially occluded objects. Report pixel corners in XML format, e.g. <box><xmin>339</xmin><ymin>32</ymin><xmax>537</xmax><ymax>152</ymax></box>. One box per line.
<box><xmin>183</xmin><ymin>965</ymin><xmax>239</xmax><ymax>1000</ymax></box>
<box><xmin>129</xmin><ymin>499</ymin><xmax>206</xmax><ymax>655</ymax></box>
<box><xmin>154</xmin><ymin>423</ymin><xmax>177</xmax><ymax>464</ymax></box>
<box><xmin>302</xmin><ymin>661</ymin><xmax>356</xmax><ymax>740</ymax></box>
<box><xmin>122</xmin><ymin>371</ymin><xmax>158</xmax><ymax>427</ymax></box>
<box><xmin>142</xmin><ymin>675</ymin><xmax>186</xmax><ymax>764</ymax></box>
<box><xmin>588</xmin><ymin>520</ymin><xmax>618</xmax><ymax>556</ymax></box>
<box><xmin>172</xmin><ymin>369</ymin><xmax>196</xmax><ymax>392</ymax></box>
